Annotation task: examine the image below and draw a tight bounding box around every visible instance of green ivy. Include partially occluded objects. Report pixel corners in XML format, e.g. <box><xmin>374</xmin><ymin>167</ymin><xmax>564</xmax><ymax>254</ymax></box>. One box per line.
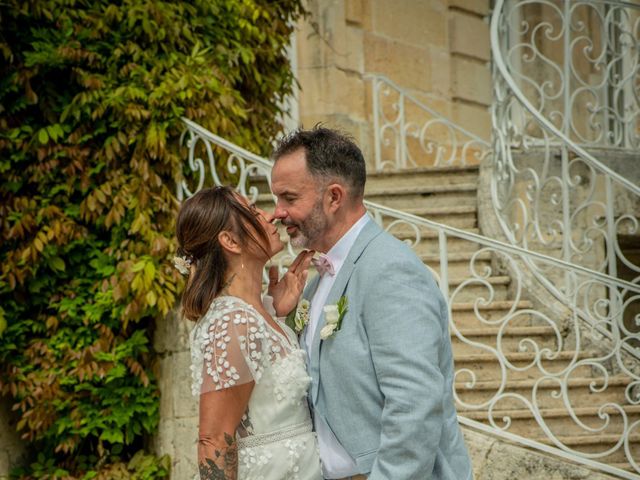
<box><xmin>0</xmin><ymin>0</ymin><xmax>304</xmax><ymax>477</ymax></box>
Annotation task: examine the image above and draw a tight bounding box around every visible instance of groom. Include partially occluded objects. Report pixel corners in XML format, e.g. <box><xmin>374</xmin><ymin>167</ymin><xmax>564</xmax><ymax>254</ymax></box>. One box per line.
<box><xmin>270</xmin><ymin>127</ymin><xmax>473</xmax><ymax>480</ymax></box>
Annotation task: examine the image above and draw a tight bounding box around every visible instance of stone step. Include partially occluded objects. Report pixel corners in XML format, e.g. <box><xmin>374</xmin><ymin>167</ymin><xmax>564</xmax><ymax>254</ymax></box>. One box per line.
<box><xmin>365</xmin><ymin>165</ymin><xmax>480</xmax><ymax>190</ymax></box>
<box><xmin>402</xmin><ymin>204</ymin><xmax>477</xmax><ymax>216</ymax></box>
<box><xmin>389</xmin><ymin>206</ymin><xmax>476</xmax><ymax>229</ymax></box>
<box><xmin>462</xmin><ymin>404</ymin><xmax>640</xmax><ymax>420</ymax></box>
<box><xmin>447</xmin><ymin>275</ymin><xmax>511</xmax><ymax>302</ymax></box>
<box><xmin>453</xmin><ymin>350</ymin><xmax>604</xmax><ymax>382</ymax></box>
<box><xmin>387</xmin><ymin>227</ymin><xmax>481</xmax><ymax>255</ymax></box>
<box><xmin>535</xmin><ymin>433</ymin><xmax>640</xmax><ymax>465</ymax></box>
<box><xmin>453</xmin><ymin>325</ymin><xmax>558</xmax><ymax>337</ymax></box>
<box><xmin>455</xmin><ymin>374</ymin><xmax>633</xmax><ymax>409</ymax></box>
<box><xmin>451</xmin><ymin>326</ymin><xmax>560</xmax><ymax>356</ymax></box>
<box><xmin>364</xmin><ymin>183</ymin><xmax>477</xmax><ymax>209</ymax></box>
<box><xmin>455</xmin><ymin>374</ymin><xmax>631</xmax><ymax>394</ymax></box>
<box><xmin>366</xmin><ymin>184</ymin><xmax>478</xmax><ymax>196</ymax></box>
<box><xmin>455</xmin><ymin>350</ymin><xmax>597</xmax><ymax>365</ymax></box>
<box><xmin>422</xmin><ymin>251</ymin><xmax>492</xmax><ymax>278</ymax></box>
<box><xmin>450</xmin><ymin>300</ymin><xmax>535</xmax><ymax>328</ymax></box>
<box><xmin>461</xmin><ymin>404</ymin><xmax>640</xmax><ymax>438</ymax></box>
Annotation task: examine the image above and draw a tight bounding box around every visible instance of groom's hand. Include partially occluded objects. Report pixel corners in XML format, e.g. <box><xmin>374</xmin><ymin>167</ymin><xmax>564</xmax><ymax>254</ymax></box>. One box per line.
<box><xmin>268</xmin><ymin>250</ymin><xmax>314</xmax><ymax>317</ymax></box>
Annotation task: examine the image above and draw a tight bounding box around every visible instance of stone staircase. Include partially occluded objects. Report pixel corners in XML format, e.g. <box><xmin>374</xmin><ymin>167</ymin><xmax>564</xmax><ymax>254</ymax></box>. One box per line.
<box><xmin>256</xmin><ymin>164</ymin><xmax>640</xmax><ymax>474</ymax></box>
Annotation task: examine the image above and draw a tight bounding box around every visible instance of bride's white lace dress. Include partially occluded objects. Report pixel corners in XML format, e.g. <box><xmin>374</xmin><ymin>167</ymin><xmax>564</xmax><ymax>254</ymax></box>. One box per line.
<box><xmin>190</xmin><ymin>295</ymin><xmax>322</xmax><ymax>480</ymax></box>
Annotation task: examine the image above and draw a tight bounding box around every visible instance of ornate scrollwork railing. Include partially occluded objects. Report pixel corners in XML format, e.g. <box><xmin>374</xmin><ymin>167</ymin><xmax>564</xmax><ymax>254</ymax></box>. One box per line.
<box><xmin>179</xmin><ymin>117</ymin><xmax>640</xmax><ymax>477</ymax></box>
<box><xmin>496</xmin><ymin>0</ymin><xmax>640</xmax><ymax>150</ymax></box>
<box><xmin>365</xmin><ymin>74</ymin><xmax>491</xmax><ymax>171</ymax></box>
<box><xmin>490</xmin><ymin>0</ymin><xmax>640</xmax><ymax>305</ymax></box>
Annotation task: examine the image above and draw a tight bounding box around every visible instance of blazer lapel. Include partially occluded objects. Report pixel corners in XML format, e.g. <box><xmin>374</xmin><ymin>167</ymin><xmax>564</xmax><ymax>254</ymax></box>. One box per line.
<box><xmin>310</xmin><ymin>219</ymin><xmax>383</xmax><ymax>404</ymax></box>
<box><xmin>300</xmin><ymin>274</ymin><xmax>321</xmax><ymax>361</ymax></box>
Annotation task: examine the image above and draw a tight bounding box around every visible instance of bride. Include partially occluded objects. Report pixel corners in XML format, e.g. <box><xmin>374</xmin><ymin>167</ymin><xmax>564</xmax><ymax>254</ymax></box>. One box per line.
<box><xmin>175</xmin><ymin>186</ymin><xmax>322</xmax><ymax>480</ymax></box>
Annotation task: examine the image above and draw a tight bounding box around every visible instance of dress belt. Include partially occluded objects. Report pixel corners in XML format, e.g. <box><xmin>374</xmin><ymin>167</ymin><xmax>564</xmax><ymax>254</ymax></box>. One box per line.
<box><xmin>237</xmin><ymin>421</ymin><xmax>313</xmax><ymax>448</ymax></box>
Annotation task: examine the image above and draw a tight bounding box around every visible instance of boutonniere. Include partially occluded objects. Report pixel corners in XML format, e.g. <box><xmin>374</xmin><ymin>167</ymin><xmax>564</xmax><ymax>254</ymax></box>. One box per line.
<box><xmin>285</xmin><ymin>299</ymin><xmax>310</xmax><ymax>334</ymax></box>
<box><xmin>320</xmin><ymin>296</ymin><xmax>348</xmax><ymax>340</ymax></box>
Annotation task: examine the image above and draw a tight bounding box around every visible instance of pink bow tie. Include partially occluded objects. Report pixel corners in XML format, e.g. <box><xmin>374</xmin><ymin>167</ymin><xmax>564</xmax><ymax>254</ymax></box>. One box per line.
<box><xmin>311</xmin><ymin>254</ymin><xmax>335</xmax><ymax>277</ymax></box>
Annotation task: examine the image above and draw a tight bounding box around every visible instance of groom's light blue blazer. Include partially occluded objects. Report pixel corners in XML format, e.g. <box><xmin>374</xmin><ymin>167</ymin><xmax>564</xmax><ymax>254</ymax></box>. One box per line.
<box><xmin>303</xmin><ymin>219</ymin><xmax>473</xmax><ymax>480</ymax></box>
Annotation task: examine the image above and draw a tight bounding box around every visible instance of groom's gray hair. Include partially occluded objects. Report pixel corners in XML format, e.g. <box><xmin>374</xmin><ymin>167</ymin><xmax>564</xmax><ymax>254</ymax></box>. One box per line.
<box><xmin>272</xmin><ymin>125</ymin><xmax>366</xmax><ymax>199</ymax></box>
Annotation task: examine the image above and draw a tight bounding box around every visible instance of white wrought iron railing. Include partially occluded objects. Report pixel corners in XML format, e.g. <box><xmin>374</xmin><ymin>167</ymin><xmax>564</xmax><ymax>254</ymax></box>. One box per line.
<box><xmin>366</xmin><ymin>74</ymin><xmax>491</xmax><ymax>171</ymax></box>
<box><xmin>495</xmin><ymin>0</ymin><xmax>640</xmax><ymax>150</ymax></box>
<box><xmin>179</xmin><ymin>117</ymin><xmax>640</xmax><ymax>476</ymax></box>
<box><xmin>490</xmin><ymin>0</ymin><xmax>640</xmax><ymax>338</ymax></box>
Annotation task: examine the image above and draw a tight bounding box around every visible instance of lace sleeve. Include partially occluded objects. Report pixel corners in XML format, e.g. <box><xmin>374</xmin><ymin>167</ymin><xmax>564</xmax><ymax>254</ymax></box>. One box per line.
<box><xmin>190</xmin><ymin>302</ymin><xmax>270</xmax><ymax>395</ymax></box>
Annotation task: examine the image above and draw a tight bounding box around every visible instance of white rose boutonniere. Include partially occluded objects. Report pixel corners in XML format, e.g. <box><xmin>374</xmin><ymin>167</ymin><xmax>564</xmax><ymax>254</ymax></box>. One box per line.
<box><xmin>285</xmin><ymin>299</ymin><xmax>310</xmax><ymax>334</ymax></box>
<box><xmin>320</xmin><ymin>296</ymin><xmax>348</xmax><ymax>340</ymax></box>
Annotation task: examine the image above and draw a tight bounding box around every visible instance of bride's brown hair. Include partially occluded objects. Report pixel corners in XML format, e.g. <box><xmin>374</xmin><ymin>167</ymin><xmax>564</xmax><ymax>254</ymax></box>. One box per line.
<box><xmin>176</xmin><ymin>186</ymin><xmax>270</xmax><ymax>321</ymax></box>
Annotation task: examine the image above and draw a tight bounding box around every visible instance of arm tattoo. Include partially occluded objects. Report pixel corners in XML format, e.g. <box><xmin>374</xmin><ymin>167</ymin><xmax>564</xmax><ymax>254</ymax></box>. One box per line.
<box><xmin>199</xmin><ymin>433</ymin><xmax>238</xmax><ymax>480</ymax></box>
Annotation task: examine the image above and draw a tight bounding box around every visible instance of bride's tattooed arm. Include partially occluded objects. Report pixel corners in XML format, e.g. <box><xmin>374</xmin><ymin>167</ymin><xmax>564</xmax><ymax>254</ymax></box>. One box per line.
<box><xmin>198</xmin><ymin>432</ymin><xmax>238</xmax><ymax>480</ymax></box>
<box><xmin>197</xmin><ymin>383</ymin><xmax>253</xmax><ymax>480</ymax></box>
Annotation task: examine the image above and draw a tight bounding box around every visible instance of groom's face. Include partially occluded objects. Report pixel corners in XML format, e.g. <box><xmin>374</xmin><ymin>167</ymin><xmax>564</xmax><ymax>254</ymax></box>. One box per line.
<box><xmin>271</xmin><ymin>149</ymin><xmax>329</xmax><ymax>250</ymax></box>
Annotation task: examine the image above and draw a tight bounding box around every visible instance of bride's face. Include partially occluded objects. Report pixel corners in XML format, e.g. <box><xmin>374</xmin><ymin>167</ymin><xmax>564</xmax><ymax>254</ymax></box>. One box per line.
<box><xmin>236</xmin><ymin>195</ymin><xmax>284</xmax><ymax>260</ymax></box>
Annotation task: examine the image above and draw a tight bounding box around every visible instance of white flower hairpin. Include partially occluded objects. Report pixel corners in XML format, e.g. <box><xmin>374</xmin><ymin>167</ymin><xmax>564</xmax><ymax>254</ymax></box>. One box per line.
<box><xmin>173</xmin><ymin>255</ymin><xmax>192</xmax><ymax>276</ymax></box>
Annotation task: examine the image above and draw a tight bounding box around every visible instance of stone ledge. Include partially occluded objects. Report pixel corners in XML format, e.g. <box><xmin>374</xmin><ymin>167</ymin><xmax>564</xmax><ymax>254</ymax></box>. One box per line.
<box><xmin>462</xmin><ymin>426</ymin><xmax>622</xmax><ymax>479</ymax></box>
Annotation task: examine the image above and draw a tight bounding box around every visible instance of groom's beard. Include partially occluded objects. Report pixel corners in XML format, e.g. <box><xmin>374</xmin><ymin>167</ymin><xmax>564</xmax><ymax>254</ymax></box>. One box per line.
<box><xmin>285</xmin><ymin>200</ymin><xmax>328</xmax><ymax>249</ymax></box>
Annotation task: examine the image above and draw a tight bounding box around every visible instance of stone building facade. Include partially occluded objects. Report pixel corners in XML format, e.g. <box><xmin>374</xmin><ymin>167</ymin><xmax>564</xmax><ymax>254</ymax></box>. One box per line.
<box><xmin>293</xmin><ymin>0</ymin><xmax>492</xmax><ymax>164</ymax></box>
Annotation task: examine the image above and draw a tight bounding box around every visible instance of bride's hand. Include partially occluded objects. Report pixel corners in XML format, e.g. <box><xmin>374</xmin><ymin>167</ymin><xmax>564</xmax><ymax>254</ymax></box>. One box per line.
<box><xmin>268</xmin><ymin>250</ymin><xmax>314</xmax><ymax>317</ymax></box>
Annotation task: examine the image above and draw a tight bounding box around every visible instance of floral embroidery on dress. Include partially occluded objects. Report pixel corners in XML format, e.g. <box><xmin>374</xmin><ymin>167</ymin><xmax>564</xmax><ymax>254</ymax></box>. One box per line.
<box><xmin>189</xmin><ymin>295</ymin><xmax>322</xmax><ymax>480</ymax></box>
<box><xmin>190</xmin><ymin>296</ymin><xmax>291</xmax><ymax>395</ymax></box>
<box><xmin>272</xmin><ymin>351</ymin><xmax>311</xmax><ymax>406</ymax></box>
<box><xmin>284</xmin><ymin>437</ymin><xmax>310</xmax><ymax>480</ymax></box>
<box><xmin>239</xmin><ymin>446</ymin><xmax>272</xmax><ymax>478</ymax></box>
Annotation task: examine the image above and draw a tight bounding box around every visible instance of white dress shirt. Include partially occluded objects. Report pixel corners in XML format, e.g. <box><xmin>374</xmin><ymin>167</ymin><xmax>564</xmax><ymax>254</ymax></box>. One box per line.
<box><xmin>305</xmin><ymin>213</ymin><xmax>370</xmax><ymax>479</ymax></box>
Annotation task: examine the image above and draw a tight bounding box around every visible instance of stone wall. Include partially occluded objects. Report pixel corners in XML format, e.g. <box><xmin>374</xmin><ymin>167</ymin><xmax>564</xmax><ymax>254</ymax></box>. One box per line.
<box><xmin>152</xmin><ymin>310</ymin><xmax>198</xmax><ymax>480</ymax></box>
<box><xmin>0</xmin><ymin>396</ymin><xmax>26</xmax><ymax>479</ymax></box>
<box><xmin>464</xmin><ymin>428</ymin><xmax>620</xmax><ymax>480</ymax></box>
<box><xmin>293</xmin><ymin>0</ymin><xmax>492</xmax><ymax>165</ymax></box>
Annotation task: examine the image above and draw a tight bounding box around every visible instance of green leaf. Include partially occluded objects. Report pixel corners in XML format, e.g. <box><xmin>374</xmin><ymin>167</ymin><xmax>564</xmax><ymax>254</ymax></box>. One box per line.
<box><xmin>145</xmin><ymin>291</ymin><xmax>157</xmax><ymax>307</ymax></box>
<box><xmin>0</xmin><ymin>306</ymin><xmax>6</xmax><ymax>337</ymax></box>
<box><xmin>131</xmin><ymin>261</ymin><xmax>145</xmax><ymax>272</ymax></box>
<box><xmin>37</xmin><ymin>128</ymin><xmax>49</xmax><ymax>144</ymax></box>
<box><xmin>99</xmin><ymin>429</ymin><xmax>124</xmax><ymax>444</ymax></box>
<box><xmin>49</xmin><ymin>256</ymin><xmax>66</xmax><ymax>272</ymax></box>
<box><xmin>143</xmin><ymin>262</ymin><xmax>155</xmax><ymax>286</ymax></box>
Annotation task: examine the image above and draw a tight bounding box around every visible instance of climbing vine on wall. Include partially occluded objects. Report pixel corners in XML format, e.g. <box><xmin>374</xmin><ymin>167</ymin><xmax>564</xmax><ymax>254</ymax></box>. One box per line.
<box><xmin>0</xmin><ymin>0</ymin><xmax>304</xmax><ymax>477</ymax></box>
